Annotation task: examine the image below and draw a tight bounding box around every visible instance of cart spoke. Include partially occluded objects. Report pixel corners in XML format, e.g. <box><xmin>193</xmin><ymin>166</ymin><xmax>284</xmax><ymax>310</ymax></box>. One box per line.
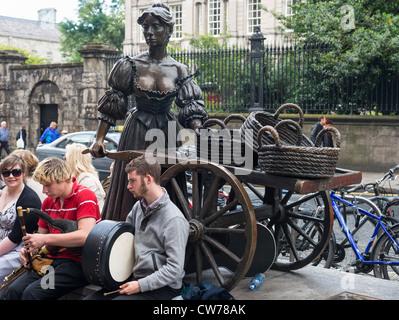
<box><xmin>203</xmin><ymin>199</ymin><xmax>239</xmax><ymax>226</ymax></box>
<box><xmin>171</xmin><ymin>177</ymin><xmax>192</xmax><ymax>220</ymax></box>
<box><xmin>204</xmin><ymin>227</ymin><xmax>245</xmax><ymax>234</ymax></box>
<box><xmin>194</xmin><ymin>243</ymin><xmax>203</xmax><ymax>284</ymax></box>
<box><xmin>286</xmin><ymin>219</ymin><xmax>319</xmax><ymax>248</ymax></box>
<box><xmin>204</xmin><ymin>234</ymin><xmax>241</xmax><ymax>263</ymax></box>
<box><xmin>199</xmin><ymin>176</ymin><xmax>222</xmax><ymax>219</ymax></box>
<box><xmin>191</xmin><ymin>169</ymin><xmax>201</xmax><ymax>217</ymax></box>
<box><xmin>281</xmin><ymin>223</ymin><xmax>300</xmax><ymax>262</ymax></box>
<box><xmin>201</xmin><ymin>241</ymin><xmax>226</xmax><ymax>286</ymax></box>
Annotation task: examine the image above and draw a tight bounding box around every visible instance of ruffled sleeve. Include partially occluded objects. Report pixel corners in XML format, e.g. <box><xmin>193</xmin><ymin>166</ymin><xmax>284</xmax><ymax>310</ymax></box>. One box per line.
<box><xmin>175</xmin><ymin>77</ymin><xmax>209</xmax><ymax>128</ymax></box>
<box><xmin>98</xmin><ymin>57</ymin><xmax>135</xmax><ymax>126</ymax></box>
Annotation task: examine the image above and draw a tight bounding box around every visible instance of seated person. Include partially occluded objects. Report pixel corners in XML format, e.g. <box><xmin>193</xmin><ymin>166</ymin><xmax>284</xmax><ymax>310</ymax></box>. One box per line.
<box><xmin>85</xmin><ymin>155</ymin><xmax>189</xmax><ymax>300</ymax></box>
<box><xmin>0</xmin><ymin>154</ymin><xmax>41</xmax><ymax>288</ymax></box>
<box><xmin>5</xmin><ymin>157</ymin><xmax>101</xmax><ymax>300</ymax></box>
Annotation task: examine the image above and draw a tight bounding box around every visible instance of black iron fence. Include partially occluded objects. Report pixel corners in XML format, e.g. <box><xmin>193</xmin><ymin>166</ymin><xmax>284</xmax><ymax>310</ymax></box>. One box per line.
<box><xmin>106</xmin><ymin>42</ymin><xmax>399</xmax><ymax>115</ymax></box>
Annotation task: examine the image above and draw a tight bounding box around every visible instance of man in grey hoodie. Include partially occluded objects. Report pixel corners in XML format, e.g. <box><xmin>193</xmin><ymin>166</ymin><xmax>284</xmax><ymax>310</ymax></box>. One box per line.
<box><xmin>86</xmin><ymin>155</ymin><xmax>189</xmax><ymax>300</ymax></box>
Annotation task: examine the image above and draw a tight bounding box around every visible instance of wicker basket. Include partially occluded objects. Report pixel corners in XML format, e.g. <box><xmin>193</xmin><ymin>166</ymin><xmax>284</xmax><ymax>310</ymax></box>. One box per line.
<box><xmin>240</xmin><ymin>103</ymin><xmax>314</xmax><ymax>152</ymax></box>
<box><xmin>196</xmin><ymin>115</ymin><xmax>249</xmax><ymax>166</ymax></box>
<box><xmin>257</xmin><ymin>120</ymin><xmax>341</xmax><ymax>179</ymax></box>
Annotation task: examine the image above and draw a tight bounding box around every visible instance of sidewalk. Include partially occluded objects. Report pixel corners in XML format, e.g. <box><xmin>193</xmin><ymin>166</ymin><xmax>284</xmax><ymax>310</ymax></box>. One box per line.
<box><xmin>231</xmin><ymin>265</ymin><xmax>399</xmax><ymax>300</ymax></box>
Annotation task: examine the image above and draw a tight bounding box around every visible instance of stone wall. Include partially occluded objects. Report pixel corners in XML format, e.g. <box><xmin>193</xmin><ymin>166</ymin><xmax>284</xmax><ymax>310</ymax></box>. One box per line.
<box><xmin>0</xmin><ymin>44</ymin><xmax>118</xmax><ymax>150</ymax></box>
<box><xmin>209</xmin><ymin>113</ymin><xmax>399</xmax><ymax>173</ymax></box>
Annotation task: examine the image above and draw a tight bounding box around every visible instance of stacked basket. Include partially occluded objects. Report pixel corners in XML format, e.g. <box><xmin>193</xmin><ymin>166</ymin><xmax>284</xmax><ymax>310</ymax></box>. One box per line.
<box><xmin>240</xmin><ymin>103</ymin><xmax>314</xmax><ymax>152</ymax></box>
<box><xmin>195</xmin><ymin>114</ymin><xmax>249</xmax><ymax>166</ymax></box>
<box><xmin>257</xmin><ymin>119</ymin><xmax>341</xmax><ymax>179</ymax></box>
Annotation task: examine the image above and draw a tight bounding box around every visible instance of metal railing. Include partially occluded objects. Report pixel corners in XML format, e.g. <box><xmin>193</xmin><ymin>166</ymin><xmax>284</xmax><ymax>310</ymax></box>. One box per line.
<box><xmin>105</xmin><ymin>42</ymin><xmax>399</xmax><ymax>115</ymax></box>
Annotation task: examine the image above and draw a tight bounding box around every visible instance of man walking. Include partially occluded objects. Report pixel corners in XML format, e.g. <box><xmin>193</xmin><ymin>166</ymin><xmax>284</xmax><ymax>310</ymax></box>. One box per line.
<box><xmin>310</xmin><ymin>116</ymin><xmax>326</xmax><ymax>143</ymax></box>
<box><xmin>0</xmin><ymin>121</ymin><xmax>10</xmax><ymax>157</ymax></box>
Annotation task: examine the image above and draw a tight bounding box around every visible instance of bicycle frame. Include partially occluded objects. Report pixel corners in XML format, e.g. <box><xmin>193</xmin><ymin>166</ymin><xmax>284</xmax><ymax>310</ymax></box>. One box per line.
<box><xmin>330</xmin><ymin>191</ymin><xmax>399</xmax><ymax>266</ymax></box>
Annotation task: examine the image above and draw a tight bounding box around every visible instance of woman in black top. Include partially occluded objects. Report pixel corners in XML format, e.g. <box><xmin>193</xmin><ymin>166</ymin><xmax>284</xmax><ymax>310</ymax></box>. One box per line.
<box><xmin>0</xmin><ymin>154</ymin><xmax>41</xmax><ymax>285</ymax></box>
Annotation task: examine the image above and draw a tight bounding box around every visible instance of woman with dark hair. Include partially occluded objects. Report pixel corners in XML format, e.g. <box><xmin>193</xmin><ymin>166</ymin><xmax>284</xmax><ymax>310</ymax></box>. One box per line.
<box><xmin>0</xmin><ymin>154</ymin><xmax>41</xmax><ymax>289</ymax></box>
<box><xmin>90</xmin><ymin>2</ymin><xmax>208</xmax><ymax>221</ymax></box>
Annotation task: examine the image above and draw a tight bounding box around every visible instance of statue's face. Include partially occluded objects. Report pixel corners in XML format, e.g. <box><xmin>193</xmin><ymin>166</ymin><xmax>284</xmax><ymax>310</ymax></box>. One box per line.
<box><xmin>141</xmin><ymin>15</ymin><xmax>168</xmax><ymax>47</ymax></box>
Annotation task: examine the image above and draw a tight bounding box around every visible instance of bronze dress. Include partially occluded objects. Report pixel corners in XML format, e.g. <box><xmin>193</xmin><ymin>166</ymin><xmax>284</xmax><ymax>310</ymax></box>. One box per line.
<box><xmin>97</xmin><ymin>56</ymin><xmax>208</xmax><ymax>221</ymax></box>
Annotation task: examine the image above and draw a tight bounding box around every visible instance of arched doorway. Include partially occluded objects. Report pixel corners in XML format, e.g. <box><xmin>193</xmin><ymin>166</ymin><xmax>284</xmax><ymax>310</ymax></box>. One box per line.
<box><xmin>28</xmin><ymin>81</ymin><xmax>62</xmax><ymax>147</ymax></box>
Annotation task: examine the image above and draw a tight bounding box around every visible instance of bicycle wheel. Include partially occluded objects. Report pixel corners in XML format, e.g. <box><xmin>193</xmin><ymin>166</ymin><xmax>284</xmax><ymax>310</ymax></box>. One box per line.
<box><xmin>372</xmin><ymin>225</ymin><xmax>399</xmax><ymax>281</ymax></box>
<box><xmin>332</xmin><ymin>195</ymin><xmax>382</xmax><ymax>273</ymax></box>
<box><xmin>369</xmin><ymin>196</ymin><xmax>399</xmax><ymax>221</ymax></box>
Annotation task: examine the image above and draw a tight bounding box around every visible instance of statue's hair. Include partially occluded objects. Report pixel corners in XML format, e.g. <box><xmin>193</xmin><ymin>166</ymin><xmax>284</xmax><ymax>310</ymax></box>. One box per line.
<box><xmin>137</xmin><ymin>2</ymin><xmax>175</xmax><ymax>37</ymax></box>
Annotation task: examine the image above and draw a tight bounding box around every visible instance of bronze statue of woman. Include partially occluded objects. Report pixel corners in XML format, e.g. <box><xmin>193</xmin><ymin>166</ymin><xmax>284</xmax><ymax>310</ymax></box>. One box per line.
<box><xmin>89</xmin><ymin>2</ymin><xmax>208</xmax><ymax>221</ymax></box>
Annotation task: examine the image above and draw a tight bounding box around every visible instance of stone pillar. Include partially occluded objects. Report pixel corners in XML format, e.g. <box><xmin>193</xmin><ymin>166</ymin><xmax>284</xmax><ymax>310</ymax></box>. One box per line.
<box><xmin>78</xmin><ymin>43</ymin><xmax>119</xmax><ymax>130</ymax></box>
<box><xmin>0</xmin><ymin>50</ymin><xmax>27</xmax><ymax>121</ymax></box>
<box><xmin>249</xmin><ymin>27</ymin><xmax>265</xmax><ymax>112</ymax></box>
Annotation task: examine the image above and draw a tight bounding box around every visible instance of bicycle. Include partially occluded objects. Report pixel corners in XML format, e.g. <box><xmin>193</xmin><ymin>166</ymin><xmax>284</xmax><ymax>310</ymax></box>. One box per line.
<box><xmin>299</xmin><ymin>190</ymin><xmax>399</xmax><ymax>279</ymax></box>
<box><xmin>346</xmin><ymin>164</ymin><xmax>399</xmax><ymax>218</ymax></box>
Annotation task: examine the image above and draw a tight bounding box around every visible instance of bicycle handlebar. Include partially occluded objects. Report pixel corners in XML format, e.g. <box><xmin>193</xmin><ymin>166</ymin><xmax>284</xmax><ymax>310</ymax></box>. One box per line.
<box><xmin>345</xmin><ymin>183</ymin><xmax>375</xmax><ymax>193</ymax></box>
<box><xmin>389</xmin><ymin>164</ymin><xmax>399</xmax><ymax>174</ymax></box>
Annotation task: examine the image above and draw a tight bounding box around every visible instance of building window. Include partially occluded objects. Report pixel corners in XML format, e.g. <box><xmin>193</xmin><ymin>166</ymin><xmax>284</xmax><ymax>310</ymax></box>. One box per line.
<box><xmin>286</xmin><ymin>0</ymin><xmax>298</xmax><ymax>16</ymax></box>
<box><xmin>248</xmin><ymin>0</ymin><xmax>261</xmax><ymax>34</ymax></box>
<box><xmin>171</xmin><ymin>5</ymin><xmax>183</xmax><ymax>39</ymax></box>
<box><xmin>208</xmin><ymin>0</ymin><xmax>221</xmax><ymax>35</ymax></box>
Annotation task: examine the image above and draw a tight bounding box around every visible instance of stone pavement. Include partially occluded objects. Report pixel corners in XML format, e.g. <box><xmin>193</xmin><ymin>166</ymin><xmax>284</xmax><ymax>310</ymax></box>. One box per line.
<box><xmin>228</xmin><ymin>171</ymin><xmax>399</xmax><ymax>300</ymax></box>
<box><xmin>230</xmin><ymin>266</ymin><xmax>398</xmax><ymax>300</ymax></box>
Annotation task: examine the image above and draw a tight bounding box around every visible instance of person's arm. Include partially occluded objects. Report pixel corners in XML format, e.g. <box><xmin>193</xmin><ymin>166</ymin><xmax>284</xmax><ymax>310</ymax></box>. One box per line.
<box><xmin>23</xmin><ymin>217</ymin><xmax>96</xmax><ymax>253</ymax></box>
<box><xmin>89</xmin><ymin>120</ymin><xmax>110</xmax><ymax>158</ymax></box>
<box><xmin>0</xmin><ymin>237</ymin><xmax>18</xmax><ymax>256</ymax></box>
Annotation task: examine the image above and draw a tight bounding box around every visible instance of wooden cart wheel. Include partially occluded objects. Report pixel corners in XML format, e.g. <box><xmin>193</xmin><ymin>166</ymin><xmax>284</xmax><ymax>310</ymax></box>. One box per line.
<box><xmin>161</xmin><ymin>161</ymin><xmax>257</xmax><ymax>291</ymax></box>
<box><xmin>269</xmin><ymin>190</ymin><xmax>333</xmax><ymax>271</ymax></box>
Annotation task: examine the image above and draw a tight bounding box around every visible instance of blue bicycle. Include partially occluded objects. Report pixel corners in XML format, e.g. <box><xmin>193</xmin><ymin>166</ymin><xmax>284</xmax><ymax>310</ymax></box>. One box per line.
<box><xmin>298</xmin><ymin>190</ymin><xmax>399</xmax><ymax>280</ymax></box>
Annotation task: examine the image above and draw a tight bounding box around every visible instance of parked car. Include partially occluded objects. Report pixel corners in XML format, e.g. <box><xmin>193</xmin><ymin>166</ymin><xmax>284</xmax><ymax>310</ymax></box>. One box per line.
<box><xmin>36</xmin><ymin>131</ymin><xmax>121</xmax><ymax>181</ymax></box>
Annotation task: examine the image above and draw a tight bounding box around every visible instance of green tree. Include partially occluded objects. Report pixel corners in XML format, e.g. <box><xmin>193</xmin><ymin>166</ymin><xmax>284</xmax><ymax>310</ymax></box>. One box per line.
<box><xmin>0</xmin><ymin>43</ymin><xmax>49</xmax><ymax>64</ymax></box>
<box><xmin>266</xmin><ymin>0</ymin><xmax>399</xmax><ymax>79</ymax></box>
<box><xmin>264</xmin><ymin>0</ymin><xmax>399</xmax><ymax>114</ymax></box>
<box><xmin>59</xmin><ymin>0</ymin><xmax>125</xmax><ymax>62</ymax></box>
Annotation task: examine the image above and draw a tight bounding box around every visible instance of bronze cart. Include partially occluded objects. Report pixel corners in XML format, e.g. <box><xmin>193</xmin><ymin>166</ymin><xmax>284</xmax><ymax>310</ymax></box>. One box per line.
<box><xmin>100</xmin><ymin>149</ymin><xmax>361</xmax><ymax>291</ymax></box>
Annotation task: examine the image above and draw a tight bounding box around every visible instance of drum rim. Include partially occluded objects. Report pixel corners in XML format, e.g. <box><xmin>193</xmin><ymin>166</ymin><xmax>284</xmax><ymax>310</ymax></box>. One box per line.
<box><xmin>82</xmin><ymin>220</ymin><xmax>135</xmax><ymax>290</ymax></box>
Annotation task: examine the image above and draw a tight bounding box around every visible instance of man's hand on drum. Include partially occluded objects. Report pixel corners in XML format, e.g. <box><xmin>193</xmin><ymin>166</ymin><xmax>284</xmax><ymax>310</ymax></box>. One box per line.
<box><xmin>119</xmin><ymin>281</ymin><xmax>141</xmax><ymax>295</ymax></box>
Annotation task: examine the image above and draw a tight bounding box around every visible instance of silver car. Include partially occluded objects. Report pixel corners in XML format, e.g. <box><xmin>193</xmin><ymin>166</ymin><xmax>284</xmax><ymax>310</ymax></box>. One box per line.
<box><xmin>36</xmin><ymin>131</ymin><xmax>121</xmax><ymax>181</ymax></box>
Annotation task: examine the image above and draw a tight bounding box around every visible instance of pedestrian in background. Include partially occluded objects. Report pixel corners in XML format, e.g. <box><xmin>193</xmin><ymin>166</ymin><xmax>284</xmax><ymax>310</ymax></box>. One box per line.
<box><xmin>0</xmin><ymin>121</ymin><xmax>10</xmax><ymax>157</ymax></box>
<box><xmin>38</xmin><ymin>122</ymin><xmax>60</xmax><ymax>145</ymax></box>
<box><xmin>322</xmin><ymin>118</ymin><xmax>334</xmax><ymax>147</ymax></box>
<box><xmin>310</xmin><ymin>116</ymin><xmax>326</xmax><ymax>144</ymax></box>
<box><xmin>16</xmin><ymin>125</ymin><xmax>26</xmax><ymax>149</ymax></box>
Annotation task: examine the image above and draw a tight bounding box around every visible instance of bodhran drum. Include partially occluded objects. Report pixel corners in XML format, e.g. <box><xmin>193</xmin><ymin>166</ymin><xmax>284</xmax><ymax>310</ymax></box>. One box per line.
<box><xmin>82</xmin><ymin>220</ymin><xmax>135</xmax><ymax>290</ymax></box>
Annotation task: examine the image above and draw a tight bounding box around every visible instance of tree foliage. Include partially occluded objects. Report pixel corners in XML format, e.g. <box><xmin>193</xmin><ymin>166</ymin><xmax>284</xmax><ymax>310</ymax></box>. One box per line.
<box><xmin>59</xmin><ymin>0</ymin><xmax>125</xmax><ymax>62</ymax></box>
<box><xmin>265</xmin><ymin>0</ymin><xmax>399</xmax><ymax>79</ymax></box>
<box><xmin>0</xmin><ymin>43</ymin><xmax>49</xmax><ymax>65</ymax></box>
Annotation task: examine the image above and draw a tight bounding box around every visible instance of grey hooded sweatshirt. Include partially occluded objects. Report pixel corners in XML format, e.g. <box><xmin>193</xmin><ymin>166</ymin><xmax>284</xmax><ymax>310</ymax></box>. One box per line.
<box><xmin>125</xmin><ymin>190</ymin><xmax>189</xmax><ymax>292</ymax></box>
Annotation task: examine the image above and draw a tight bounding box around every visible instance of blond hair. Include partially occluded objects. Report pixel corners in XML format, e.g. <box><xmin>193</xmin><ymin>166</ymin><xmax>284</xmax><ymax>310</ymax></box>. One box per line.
<box><xmin>33</xmin><ymin>157</ymin><xmax>72</xmax><ymax>185</ymax></box>
<box><xmin>65</xmin><ymin>143</ymin><xmax>98</xmax><ymax>179</ymax></box>
<box><xmin>12</xmin><ymin>149</ymin><xmax>39</xmax><ymax>176</ymax></box>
